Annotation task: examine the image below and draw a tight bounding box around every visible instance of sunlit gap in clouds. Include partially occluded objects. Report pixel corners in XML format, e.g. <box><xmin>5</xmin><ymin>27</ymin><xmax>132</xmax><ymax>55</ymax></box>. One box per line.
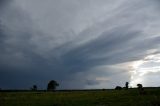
<box><xmin>130</xmin><ymin>53</ymin><xmax>160</xmax><ymax>87</ymax></box>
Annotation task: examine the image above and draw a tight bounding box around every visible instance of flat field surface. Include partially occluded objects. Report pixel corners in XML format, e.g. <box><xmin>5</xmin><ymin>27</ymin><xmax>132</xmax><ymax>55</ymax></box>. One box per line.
<box><xmin>0</xmin><ymin>88</ymin><xmax>160</xmax><ymax>106</ymax></box>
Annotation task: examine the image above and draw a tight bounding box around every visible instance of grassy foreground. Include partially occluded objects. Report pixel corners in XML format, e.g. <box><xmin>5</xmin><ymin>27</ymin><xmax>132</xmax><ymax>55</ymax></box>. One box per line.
<box><xmin>0</xmin><ymin>88</ymin><xmax>160</xmax><ymax>106</ymax></box>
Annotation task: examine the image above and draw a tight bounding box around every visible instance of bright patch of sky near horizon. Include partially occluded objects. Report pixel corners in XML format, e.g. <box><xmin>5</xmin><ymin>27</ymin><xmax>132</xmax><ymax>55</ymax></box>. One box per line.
<box><xmin>130</xmin><ymin>53</ymin><xmax>160</xmax><ymax>87</ymax></box>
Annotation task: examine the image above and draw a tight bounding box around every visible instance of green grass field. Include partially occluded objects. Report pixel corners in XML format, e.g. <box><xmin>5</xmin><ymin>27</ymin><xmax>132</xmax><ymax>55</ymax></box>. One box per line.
<box><xmin>0</xmin><ymin>88</ymin><xmax>160</xmax><ymax>106</ymax></box>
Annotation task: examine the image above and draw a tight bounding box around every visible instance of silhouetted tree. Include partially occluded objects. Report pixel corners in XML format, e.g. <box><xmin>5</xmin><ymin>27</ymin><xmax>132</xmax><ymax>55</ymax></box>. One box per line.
<box><xmin>125</xmin><ymin>82</ymin><xmax>129</xmax><ymax>90</ymax></box>
<box><xmin>137</xmin><ymin>84</ymin><xmax>145</xmax><ymax>95</ymax></box>
<box><xmin>115</xmin><ymin>86</ymin><xmax>122</xmax><ymax>90</ymax></box>
<box><xmin>137</xmin><ymin>84</ymin><xmax>143</xmax><ymax>89</ymax></box>
<box><xmin>102</xmin><ymin>88</ymin><xmax>106</xmax><ymax>91</ymax></box>
<box><xmin>33</xmin><ymin>85</ymin><xmax>37</xmax><ymax>90</ymax></box>
<box><xmin>31</xmin><ymin>85</ymin><xmax>37</xmax><ymax>91</ymax></box>
<box><xmin>47</xmin><ymin>80</ymin><xmax>59</xmax><ymax>91</ymax></box>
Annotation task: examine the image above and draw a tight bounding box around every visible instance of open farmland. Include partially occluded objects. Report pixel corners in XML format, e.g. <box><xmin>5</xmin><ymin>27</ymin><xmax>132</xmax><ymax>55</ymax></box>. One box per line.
<box><xmin>0</xmin><ymin>88</ymin><xmax>160</xmax><ymax>106</ymax></box>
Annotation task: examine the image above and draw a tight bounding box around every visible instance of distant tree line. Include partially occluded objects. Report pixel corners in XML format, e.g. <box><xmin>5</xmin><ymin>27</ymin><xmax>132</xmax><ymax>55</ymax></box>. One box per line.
<box><xmin>0</xmin><ymin>80</ymin><xmax>146</xmax><ymax>94</ymax></box>
<box><xmin>31</xmin><ymin>80</ymin><xmax>59</xmax><ymax>91</ymax></box>
<box><xmin>115</xmin><ymin>82</ymin><xmax>146</xmax><ymax>95</ymax></box>
<box><xmin>115</xmin><ymin>82</ymin><xmax>129</xmax><ymax>90</ymax></box>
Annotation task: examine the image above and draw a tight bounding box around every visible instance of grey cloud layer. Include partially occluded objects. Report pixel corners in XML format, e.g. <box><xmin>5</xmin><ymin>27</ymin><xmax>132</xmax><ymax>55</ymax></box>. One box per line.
<box><xmin>0</xmin><ymin>0</ymin><xmax>160</xmax><ymax>89</ymax></box>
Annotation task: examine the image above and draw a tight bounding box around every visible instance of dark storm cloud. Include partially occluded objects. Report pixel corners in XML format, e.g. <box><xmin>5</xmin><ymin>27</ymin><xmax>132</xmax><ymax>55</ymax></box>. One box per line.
<box><xmin>0</xmin><ymin>0</ymin><xmax>11</xmax><ymax>6</ymax></box>
<box><xmin>0</xmin><ymin>0</ymin><xmax>160</xmax><ymax>89</ymax></box>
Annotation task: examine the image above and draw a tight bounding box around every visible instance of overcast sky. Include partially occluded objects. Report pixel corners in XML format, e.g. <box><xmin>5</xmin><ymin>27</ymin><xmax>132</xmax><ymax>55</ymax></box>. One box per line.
<box><xmin>0</xmin><ymin>0</ymin><xmax>160</xmax><ymax>89</ymax></box>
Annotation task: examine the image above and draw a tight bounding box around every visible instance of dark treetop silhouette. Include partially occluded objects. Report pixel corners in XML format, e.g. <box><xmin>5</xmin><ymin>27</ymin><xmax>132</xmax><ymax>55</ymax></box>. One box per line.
<box><xmin>137</xmin><ymin>84</ymin><xmax>146</xmax><ymax>95</ymax></box>
<box><xmin>47</xmin><ymin>80</ymin><xmax>59</xmax><ymax>91</ymax></box>
<box><xmin>31</xmin><ymin>85</ymin><xmax>37</xmax><ymax>91</ymax></box>
<box><xmin>115</xmin><ymin>86</ymin><xmax>122</xmax><ymax>90</ymax></box>
<box><xmin>125</xmin><ymin>82</ymin><xmax>129</xmax><ymax>90</ymax></box>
